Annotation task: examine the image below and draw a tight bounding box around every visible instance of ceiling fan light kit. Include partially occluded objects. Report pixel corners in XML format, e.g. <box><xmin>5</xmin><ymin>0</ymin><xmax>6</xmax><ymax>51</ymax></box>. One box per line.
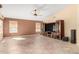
<box><xmin>34</xmin><ymin>13</ymin><xmax>37</xmax><ymax>16</ymax></box>
<box><xmin>33</xmin><ymin>9</ymin><xmax>38</xmax><ymax>16</ymax></box>
<box><xmin>33</xmin><ymin>9</ymin><xmax>42</xmax><ymax>16</ymax></box>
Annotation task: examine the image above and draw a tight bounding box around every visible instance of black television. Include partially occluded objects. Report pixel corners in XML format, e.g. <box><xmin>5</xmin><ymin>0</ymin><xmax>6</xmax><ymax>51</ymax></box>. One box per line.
<box><xmin>45</xmin><ymin>23</ymin><xmax>53</xmax><ymax>32</ymax></box>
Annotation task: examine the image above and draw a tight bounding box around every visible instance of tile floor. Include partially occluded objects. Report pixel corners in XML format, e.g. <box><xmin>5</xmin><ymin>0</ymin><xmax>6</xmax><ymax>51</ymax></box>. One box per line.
<box><xmin>0</xmin><ymin>34</ymin><xmax>79</xmax><ymax>54</ymax></box>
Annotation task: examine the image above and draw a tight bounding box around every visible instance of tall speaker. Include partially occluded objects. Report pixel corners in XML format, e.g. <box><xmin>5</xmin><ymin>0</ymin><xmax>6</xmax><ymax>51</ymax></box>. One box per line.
<box><xmin>71</xmin><ymin>29</ymin><xmax>76</xmax><ymax>44</ymax></box>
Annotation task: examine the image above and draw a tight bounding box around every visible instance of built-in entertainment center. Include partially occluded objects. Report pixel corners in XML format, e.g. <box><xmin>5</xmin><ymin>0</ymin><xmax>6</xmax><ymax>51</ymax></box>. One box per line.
<box><xmin>45</xmin><ymin>23</ymin><xmax>56</xmax><ymax>32</ymax></box>
<box><xmin>42</xmin><ymin>20</ymin><xmax>64</xmax><ymax>40</ymax></box>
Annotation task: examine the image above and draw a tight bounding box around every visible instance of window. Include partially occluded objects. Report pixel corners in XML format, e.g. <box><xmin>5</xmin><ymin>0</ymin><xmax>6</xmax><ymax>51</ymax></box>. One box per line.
<box><xmin>9</xmin><ymin>21</ymin><xmax>18</xmax><ymax>33</ymax></box>
<box><xmin>36</xmin><ymin>23</ymin><xmax>41</xmax><ymax>32</ymax></box>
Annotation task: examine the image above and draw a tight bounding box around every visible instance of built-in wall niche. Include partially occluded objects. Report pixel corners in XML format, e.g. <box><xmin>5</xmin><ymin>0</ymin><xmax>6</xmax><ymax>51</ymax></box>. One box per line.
<box><xmin>52</xmin><ymin>23</ymin><xmax>57</xmax><ymax>32</ymax></box>
<box><xmin>55</xmin><ymin>23</ymin><xmax>59</xmax><ymax>32</ymax></box>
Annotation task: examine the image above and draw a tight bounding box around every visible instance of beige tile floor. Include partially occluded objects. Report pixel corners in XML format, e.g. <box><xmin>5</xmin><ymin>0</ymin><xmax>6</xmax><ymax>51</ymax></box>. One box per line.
<box><xmin>0</xmin><ymin>34</ymin><xmax>79</xmax><ymax>54</ymax></box>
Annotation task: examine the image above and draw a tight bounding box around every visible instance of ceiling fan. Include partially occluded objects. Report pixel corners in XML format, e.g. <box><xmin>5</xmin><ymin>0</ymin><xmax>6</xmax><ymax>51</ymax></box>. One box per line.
<box><xmin>33</xmin><ymin>9</ymin><xmax>38</xmax><ymax>16</ymax></box>
<box><xmin>32</xmin><ymin>9</ymin><xmax>42</xmax><ymax>16</ymax></box>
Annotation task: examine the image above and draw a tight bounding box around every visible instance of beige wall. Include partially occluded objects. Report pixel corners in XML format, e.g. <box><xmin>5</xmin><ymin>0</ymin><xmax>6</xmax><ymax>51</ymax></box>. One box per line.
<box><xmin>3</xmin><ymin>18</ymin><xmax>40</xmax><ymax>37</ymax></box>
<box><xmin>0</xmin><ymin>9</ymin><xmax>3</xmax><ymax>39</ymax></box>
<box><xmin>77</xmin><ymin>5</ymin><xmax>79</xmax><ymax>45</ymax></box>
<box><xmin>0</xmin><ymin>19</ymin><xmax>3</xmax><ymax>40</ymax></box>
<box><xmin>43</xmin><ymin>5</ymin><xmax>77</xmax><ymax>41</ymax></box>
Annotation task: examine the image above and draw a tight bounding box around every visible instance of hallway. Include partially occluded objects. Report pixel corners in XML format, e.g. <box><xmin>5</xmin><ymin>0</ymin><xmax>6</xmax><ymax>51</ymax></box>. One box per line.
<box><xmin>0</xmin><ymin>34</ymin><xmax>79</xmax><ymax>54</ymax></box>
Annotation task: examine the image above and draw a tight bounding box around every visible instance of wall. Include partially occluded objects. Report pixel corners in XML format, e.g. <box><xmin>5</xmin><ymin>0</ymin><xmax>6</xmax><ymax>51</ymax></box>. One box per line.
<box><xmin>3</xmin><ymin>18</ymin><xmax>40</xmax><ymax>37</ymax></box>
<box><xmin>43</xmin><ymin>5</ymin><xmax>77</xmax><ymax>41</ymax></box>
<box><xmin>77</xmin><ymin>5</ymin><xmax>79</xmax><ymax>45</ymax></box>
<box><xmin>0</xmin><ymin>9</ymin><xmax>3</xmax><ymax>40</ymax></box>
<box><xmin>0</xmin><ymin>19</ymin><xmax>3</xmax><ymax>40</ymax></box>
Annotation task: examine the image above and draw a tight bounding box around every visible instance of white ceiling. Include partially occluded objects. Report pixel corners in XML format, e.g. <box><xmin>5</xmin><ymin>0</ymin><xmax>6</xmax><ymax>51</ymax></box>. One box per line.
<box><xmin>1</xmin><ymin>4</ymin><xmax>69</xmax><ymax>21</ymax></box>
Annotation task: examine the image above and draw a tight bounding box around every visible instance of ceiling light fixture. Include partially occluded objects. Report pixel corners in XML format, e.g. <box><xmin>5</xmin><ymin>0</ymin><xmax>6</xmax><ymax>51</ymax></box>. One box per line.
<box><xmin>33</xmin><ymin>8</ymin><xmax>42</xmax><ymax>16</ymax></box>
<box><xmin>33</xmin><ymin>9</ymin><xmax>38</xmax><ymax>16</ymax></box>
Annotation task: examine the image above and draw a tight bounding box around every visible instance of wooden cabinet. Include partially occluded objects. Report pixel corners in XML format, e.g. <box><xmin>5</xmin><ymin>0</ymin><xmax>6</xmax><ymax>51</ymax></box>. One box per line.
<box><xmin>56</xmin><ymin>20</ymin><xmax>64</xmax><ymax>39</ymax></box>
